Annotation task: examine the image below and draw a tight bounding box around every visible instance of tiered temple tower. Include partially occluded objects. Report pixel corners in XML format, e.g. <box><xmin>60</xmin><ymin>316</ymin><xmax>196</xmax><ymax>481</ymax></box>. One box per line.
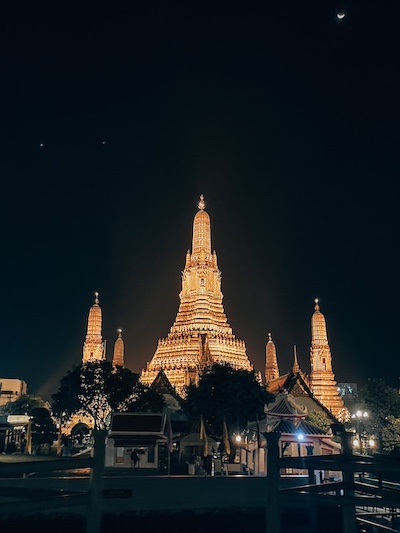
<box><xmin>265</xmin><ymin>333</ymin><xmax>280</xmax><ymax>383</ymax></box>
<box><xmin>140</xmin><ymin>195</ymin><xmax>252</xmax><ymax>395</ymax></box>
<box><xmin>309</xmin><ymin>298</ymin><xmax>344</xmax><ymax>417</ymax></box>
<box><xmin>112</xmin><ymin>329</ymin><xmax>125</xmax><ymax>367</ymax></box>
<box><xmin>82</xmin><ymin>292</ymin><xmax>105</xmax><ymax>363</ymax></box>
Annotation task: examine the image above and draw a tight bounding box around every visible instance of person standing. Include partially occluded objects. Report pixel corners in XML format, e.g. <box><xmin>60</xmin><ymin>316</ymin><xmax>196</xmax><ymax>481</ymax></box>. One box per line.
<box><xmin>130</xmin><ymin>450</ymin><xmax>139</xmax><ymax>468</ymax></box>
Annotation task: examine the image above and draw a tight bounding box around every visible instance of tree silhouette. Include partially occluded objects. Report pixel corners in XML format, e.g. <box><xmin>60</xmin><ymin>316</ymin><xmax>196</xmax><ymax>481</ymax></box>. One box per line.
<box><xmin>51</xmin><ymin>361</ymin><xmax>164</xmax><ymax>429</ymax></box>
<box><xmin>183</xmin><ymin>363</ymin><xmax>273</xmax><ymax>436</ymax></box>
<box><xmin>358</xmin><ymin>378</ymin><xmax>400</xmax><ymax>452</ymax></box>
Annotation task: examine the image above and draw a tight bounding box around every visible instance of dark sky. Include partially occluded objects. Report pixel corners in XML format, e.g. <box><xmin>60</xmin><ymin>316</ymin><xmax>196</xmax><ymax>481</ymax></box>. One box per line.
<box><xmin>0</xmin><ymin>1</ymin><xmax>399</xmax><ymax>399</ymax></box>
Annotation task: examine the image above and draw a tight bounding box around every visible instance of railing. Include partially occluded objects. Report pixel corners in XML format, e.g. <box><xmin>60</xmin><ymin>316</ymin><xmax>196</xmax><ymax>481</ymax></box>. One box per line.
<box><xmin>0</xmin><ymin>430</ymin><xmax>106</xmax><ymax>533</ymax></box>
<box><xmin>2</xmin><ymin>431</ymin><xmax>400</xmax><ymax>533</ymax></box>
<box><xmin>265</xmin><ymin>431</ymin><xmax>400</xmax><ymax>533</ymax></box>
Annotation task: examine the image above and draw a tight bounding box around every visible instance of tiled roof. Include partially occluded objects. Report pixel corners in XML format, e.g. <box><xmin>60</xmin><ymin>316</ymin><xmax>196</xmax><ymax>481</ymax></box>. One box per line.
<box><xmin>267</xmin><ymin>396</ymin><xmax>305</xmax><ymax>417</ymax></box>
<box><xmin>276</xmin><ymin>419</ymin><xmax>327</xmax><ymax>436</ymax></box>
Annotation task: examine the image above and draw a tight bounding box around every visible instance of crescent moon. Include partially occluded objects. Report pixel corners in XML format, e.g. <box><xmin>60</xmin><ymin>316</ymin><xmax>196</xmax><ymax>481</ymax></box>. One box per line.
<box><xmin>337</xmin><ymin>13</ymin><xmax>345</xmax><ymax>20</ymax></box>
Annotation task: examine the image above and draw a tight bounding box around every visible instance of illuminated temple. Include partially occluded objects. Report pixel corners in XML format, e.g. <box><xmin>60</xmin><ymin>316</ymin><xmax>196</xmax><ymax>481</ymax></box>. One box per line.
<box><xmin>266</xmin><ymin>299</ymin><xmax>345</xmax><ymax>418</ymax></box>
<box><xmin>82</xmin><ymin>293</ymin><xmax>125</xmax><ymax>367</ymax></box>
<box><xmin>82</xmin><ymin>292</ymin><xmax>105</xmax><ymax>363</ymax></box>
<box><xmin>80</xmin><ymin>198</ymin><xmax>344</xmax><ymax>416</ymax></box>
<box><xmin>140</xmin><ymin>195</ymin><xmax>252</xmax><ymax>395</ymax></box>
<box><xmin>309</xmin><ymin>299</ymin><xmax>344</xmax><ymax>416</ymax></box>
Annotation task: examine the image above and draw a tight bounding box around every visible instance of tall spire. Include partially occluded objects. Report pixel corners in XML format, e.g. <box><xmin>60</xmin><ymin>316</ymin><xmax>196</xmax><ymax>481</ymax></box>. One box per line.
<box><xmin>192</xmin><ymin>194</ymin><xmax>211</xmax><ymax>257</ymax></box>
<box><xmin>310</xmin><ymin>299</ymin><xmax>344</xmax><ymax>417</ymax></box>
<box><xmin>112</xmin><ymin>328</ymin><xmax>124</xmax><ymax>367</ymax></box>
<box><xmin>171</xmin><ymin>195</ymin><xmax>230</xmax><ymax>335</ymax></box>
<box><xmin>311</xmin><ymin>298</ymin><xmax>328</xmax><ymax>345</ymax></box>
<box><xmin>140</xmin><ymin>195</ymin><xmax>251</xmax><ymax>395</ymax></box>
<box><xmin>265</xmin><ymin>333</ymin><xmax>280</xmax><ymax>383</ymax></box>
<box><xmin>292</xmin><ymin>345</ymin><xmax>300</xmax><ymax>373</ymax></box>
<box><xmin>82</xmin><ymin>292</ymin><xmax>105</xmax><ymax>363</ymax></box>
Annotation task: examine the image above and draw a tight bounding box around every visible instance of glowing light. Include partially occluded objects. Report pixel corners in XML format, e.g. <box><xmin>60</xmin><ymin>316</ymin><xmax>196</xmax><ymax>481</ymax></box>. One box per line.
<box><xmin>354</xmin><ymin>410</ymin><xmax>368</xmax><ymax>419</ymax></box>
<box><xmin>297</xmin><ymin>433</ymin><xmax>304</xmax><ymax>441</ymax></box>
<box><xmin>235</xmin><ymin>435</ymin><xmax>242</xmax><ymax>443</ymax></box>
<box><xmin>336</xmin><ymin>13</ymin><xmax>346</xmax><ymax>20</ymax></box>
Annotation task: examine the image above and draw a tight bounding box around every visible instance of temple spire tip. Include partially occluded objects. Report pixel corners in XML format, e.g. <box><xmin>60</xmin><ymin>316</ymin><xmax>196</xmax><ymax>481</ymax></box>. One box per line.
<box><xmin>198</xmin><ymin>194</ymin><xmax>205</xmax><ymax>210</ymax></box>
<box><xmin>94</xmin><ymin>292</ymin><xmax>99</xmax><ymax>304</ymax></box>
<box><xmin>293</xmin><ymin>345</ymin><xmax>299</xmax><ymax>372</ymax></box>
<box><xmin>314</xmin><ymin>298</ymin><xmax>320</xmax><ymax>311</ymax></box>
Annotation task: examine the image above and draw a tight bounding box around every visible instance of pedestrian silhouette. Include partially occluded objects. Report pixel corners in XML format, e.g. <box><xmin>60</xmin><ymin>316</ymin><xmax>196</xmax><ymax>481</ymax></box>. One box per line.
<box><xmin>131</xmin><ymin>450</ymin><xmax>139</xmax><ymax>468</ymax></box>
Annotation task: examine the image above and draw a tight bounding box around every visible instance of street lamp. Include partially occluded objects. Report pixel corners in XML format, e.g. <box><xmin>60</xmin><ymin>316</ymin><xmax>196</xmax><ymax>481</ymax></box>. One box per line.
<box><xmin>351</xmin><ymin>410</ymin><xmax>369</xmax><ymax>454</ymax></box>
<box><xmin>233</xmin><ymin>433</ymin><xmax>255</xmax><ymax>474</ymax></box>
<box><xmin>297</xmin><ymin>433</ymin><xmax>304</xmax><ymax>457</ymax></box>
<box><xmin>352</xmin><ymin>410</ymin><xmax>368</xmax><ymax>435</ymax></box>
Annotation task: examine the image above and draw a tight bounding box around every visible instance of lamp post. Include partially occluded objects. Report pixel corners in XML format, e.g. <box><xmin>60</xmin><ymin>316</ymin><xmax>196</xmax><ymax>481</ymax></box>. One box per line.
<box><xmin>297</xmin><ymin>433</ymin><xmax>304</xmax><ymax>457</ymax></box>
<box><xmin>234</xmin><ymin>433</ymin><xmax>253</xmax><ymax>474</ymax></box>
<box><xmin>351</xmin><ymin>410</ymin><xmax>368</xmax><ymax>454</ymax></box>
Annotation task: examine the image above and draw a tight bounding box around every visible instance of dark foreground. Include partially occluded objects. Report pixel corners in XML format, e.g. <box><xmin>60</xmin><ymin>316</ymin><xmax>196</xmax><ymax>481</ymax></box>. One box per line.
<box><xmin>0</xmin><ymin>506</ymin><xmax>344</xmax><ymax>533</ymax></box>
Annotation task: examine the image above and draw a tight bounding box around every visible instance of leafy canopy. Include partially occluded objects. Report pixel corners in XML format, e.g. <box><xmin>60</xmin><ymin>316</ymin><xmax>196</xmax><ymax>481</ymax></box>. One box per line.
<box><xmin>51</xmin><ymin>361</ymin><xmax>165</xmax><ymax>429</ymax></box>
<box><xmin>0</xmin><ymin>396</ymin><xmax>57</xmax><ymax>447</ymax></box>
<box><xmin>0</xmin><ymin>394</ymin><xmax>49</xmax><ymax>415</ymax></box>
<box><xmin>183</xmin><ymin>363</ymin><xmax>273</xmax><ymax>436</ymax></box>
<box><xmin>305</xmin><ymin>410</ymin><xmax>332</xmax><ymax>433</ymax></box>
<box><xmin>30</xmin><ymin>407</ymin><xmax>58</xmax><ymax>446</ymax></box>
<box><xmin>357</xmin><ymin>378</ymin><xmax>400</xmax><ymax>452</ymax></box>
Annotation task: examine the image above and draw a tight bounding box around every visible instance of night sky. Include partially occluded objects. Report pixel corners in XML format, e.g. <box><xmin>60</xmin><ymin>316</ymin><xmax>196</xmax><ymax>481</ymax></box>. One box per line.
<box><xmin>1</xmin><ymin>2</ymin><xmax>399</xmax><ymax>400</ymax></box>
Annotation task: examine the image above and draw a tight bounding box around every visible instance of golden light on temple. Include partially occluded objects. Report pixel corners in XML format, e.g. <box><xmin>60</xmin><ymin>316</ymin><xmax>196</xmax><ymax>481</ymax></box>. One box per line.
<box><xmin>265</xmin><ymin>332</ymin><xmax>279</xmax><ymax>383</ymax></box>
<box><xmin>310</xmin><ymin>299</ymin><xmax>344</xmax><ymax>417</ymax></box>
<box><xmin>112</xmin><ymin>328</ymin><xmax>125</xmax><ymax>367</ymax></box>
<box><xmin>140</xmin><ymin>195</ymin><xmax>252</xmax><ymax>395</ymax></box>
<box><xmin>82</xmin><ymin>292</ymin><xmax>105</xmax><ymax>363</ymax></box>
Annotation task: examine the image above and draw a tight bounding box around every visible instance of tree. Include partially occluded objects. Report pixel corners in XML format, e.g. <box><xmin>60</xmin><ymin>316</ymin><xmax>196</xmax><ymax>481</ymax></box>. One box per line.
<box><xmin>381</xmin><ymin>416</ymin><xmax>400</xmax><ymax>453</ymax></box>
<box><xmin>1</xmin><ymin>394</ymin><xmax>49</xmax><ymax>415</ymax></box>
<box><xmin>51</xmin><ymin>361</ymin><xmax>165</xmax><ymax>429</ymax></box>
<box><xmin>52</xmin><ymin>361</ymin><xmax>140</xmax><ymax>429</ymax></box>
<box><xmin>0</xmin><ymin>396</ymin><xmax>57</xmax><ymax>454</ymax></box>
<box><xmin>51</xmin><ymin>367</ymin><xmax>83</xmax><ymax>425</ymax></box>
<box><xmin>125</xmin><ymin>386</ymin><xmax>165</xmax><ymax>413</ymax></box>
<box><xmin>357</xmin><ymin>378</ymin><xmax>400</xmax><ymax>452</ymax></box>
<box><xmin>30</xmin><ymin>407</ymin><xmax>57</xmax><ymax>449</ymax></box>
<box><xmin>305</xmin><ymin>410</ymin><xmax>332</xmax><ymax>433</ymax></box>
<box><xmin>183</xmin><ymin>363</ymin><xmax>273</xmax><ymax>437</ymax></box>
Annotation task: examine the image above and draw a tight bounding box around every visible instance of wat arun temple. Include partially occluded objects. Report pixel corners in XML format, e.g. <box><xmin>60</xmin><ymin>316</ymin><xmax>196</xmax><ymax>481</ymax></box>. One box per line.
<box><xmin>140</xmin><ymin>195</ymin><xmax>252</xmax><ymax>394</ymax></box>
<box><xmin>82</xmin><ymin>195</ymin><xmax>344</xmax><ymax>418</ymax></box>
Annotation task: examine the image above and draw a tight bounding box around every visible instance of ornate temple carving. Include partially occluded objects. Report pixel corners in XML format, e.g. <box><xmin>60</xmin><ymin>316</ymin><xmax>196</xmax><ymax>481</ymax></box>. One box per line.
<box><xmin>82</xmin><ymin>293</ymin><xmax>105</xmax><ymax>363</ymax></box>
<box><xmin>140</xmin><ymin>195</ymin><xmax>252</xmax><ymax>395</ymax></box>
<box><xmin>309</xmin><ymin>299</ymin><xmax>344</xmax><ymax>417</ymax></box>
